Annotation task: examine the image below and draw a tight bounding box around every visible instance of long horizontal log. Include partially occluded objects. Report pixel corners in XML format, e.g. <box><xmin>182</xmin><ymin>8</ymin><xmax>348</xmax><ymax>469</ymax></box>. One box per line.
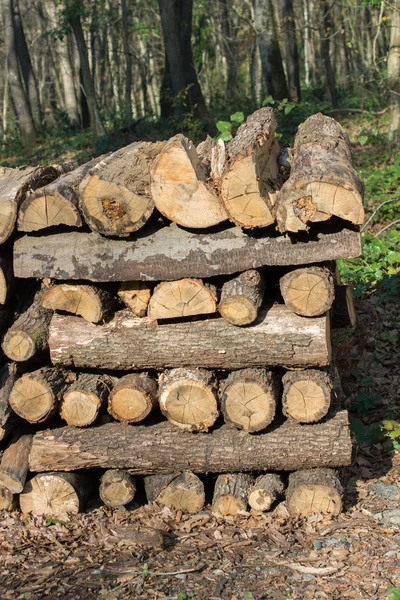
<box><xmin>13</xmin><ymin>225</ymin><xmax>362</xmax><ymax>282</ymax></box>
<box><xmin>49</xmin><ymin>305</ymin><xmax>331</xmax><ymax>370</ymax></box>
<box><xmin>29</xmin><ymin>407</ymin><xmax>352</xmax><ymax>473</ymax></box>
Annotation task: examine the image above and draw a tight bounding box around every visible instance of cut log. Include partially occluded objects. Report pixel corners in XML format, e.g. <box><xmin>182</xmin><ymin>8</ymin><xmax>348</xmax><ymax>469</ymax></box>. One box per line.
<box><xmin>17</xmin><ymin>156</ymin><xmax>103</xmax><ymax>232</ymax></box>
<box><xmin>14</xmin><ymin>226</ymin><xmax>362</xmax><ymax>282</ymax></box>
<box><xmin>0</xmin><ymin>363</ymin><xmax>17</xmax><ymax>442</ymax></box>
<box><xmin>0</xmin><ymin>433</ymin><xmax>33</xmax><ymax>493</ymax></box>
<box><xmin>332</xmin><ymin>284</ymin><xmax>356</xmax><ymax>329</ymax></box>
<box><xmin>2</xmin><ymin>291</ymin><xmax>52</xmax><ymax>362</ymax></box>
<box><xmin>9</xmin><ymin>367</ymin><xmax>68</xmax><ymax>424</ymax></box>
<box><xmin>158</xmin><ymin>369</ymin><xmax>218</xmax><ymax>432</ymax></box>
<box><xmin>220</xmin><ymin>108</ymin><xmax>280</xmax><ymax>228</ymax></box>
<box><xmin>219</xmin><ymin>270</ymin><xmax>266</xmax><ymax>326</ymax></box>
<box><xmin>20</xmin><ymin>472</ymin><xmax>90</xmax><ymax>517</ymax></box>
<box><xmin>282</xmin><ymin>369</ymin><xmax>333</xmax><ymax>423</ymax></box>
<box><xmin>151</xmin><ymin>134</ymin><xmax>227</xmax><ymax>228</ymax></box>
<box><xmin>60</xmin><ymin>373</ymin><xmax>112</xmax><ymax>427</ymax></box>
<box><xmin>148</xmin><ymin>279</ymin><xmax>217</xmax><ymax>320</ymax></box>
<box><xmin>41</xmin><ymin>283</ymin><xmax>115</xmax><ymax>323</ymax></box>
<box><xmin>275</xmin><ymin>114</ymin><xmax>364</xmax><ymax>232</ymax></box>
<box><xmin>286</xmin><ymin>468</ymin><xmax>343</xmax><ymax>516</ymax></box>
<box><xmin>99</xmin><ymin>469</ymin><xmax>136</xmax><ymax>507</ymax></box>
<box><xmin>79</xmin><ymin>142</ymin><xmax>165</xmax><ymax>236</ymax></box>
<box><xmin>144</xmin><ymin>472</ymin><xmax>205</xmax><ymax>513</ymax></box>
<box><xmin>219</xmin><ymin>368</ymin><xmax>278</xmax><ymax>432</ymax></box>
<box><xmin>212</xmin><ymin>473</ymin><xmax>252</xmax><ymax>515</ymax></box>
<box><xmin>108</xmin><ymin>373</ymin><xmax>158</xmax><ymax>423</ymax></box>
<box><xmin>280</xmin><ymin>266</ymin><xmax>334</xmax><ymax>317</ymax></box>
<box><xmin>118</xmin><ymin>282</ymin><xmax>151</xmax><ymax>317</ymax></box>
<box><xmin>0</xmin><ymin>251</ymin><xmax>14</xmax><ymax>305</ymax></box>
<box><xmin>49</xmin><ymin>305</ymin><xmax>331</xmax><ymax>370</ymax></box>
<box><xmin>0</xmin><ymin>164</ymin><xmax>67</xmax><ymax>244</ymax></box>
<box><xmin>29</xmin><ymin>406</ymin><xmax>352</xmax><ymax>473</ymax></box>
<box><xmin>0</xmin><ymin>486</ymin><xmax>14</xmax><ymax>510</ymax></box>
<box><xmin>248</xmin><ymin>474</ymin><xmax>284</xmax><ymax>511</ymax></box>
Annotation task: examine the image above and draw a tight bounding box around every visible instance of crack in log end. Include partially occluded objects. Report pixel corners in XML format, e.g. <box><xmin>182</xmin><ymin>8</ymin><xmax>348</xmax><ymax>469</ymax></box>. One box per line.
<box><xmin>102</xmin><ymin>198</ymin><xmax>126</xmax><ymax>220</ymax></box>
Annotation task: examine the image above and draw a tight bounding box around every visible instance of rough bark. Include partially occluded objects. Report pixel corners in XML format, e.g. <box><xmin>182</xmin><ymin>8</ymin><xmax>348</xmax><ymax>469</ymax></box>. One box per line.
<box><xmin>60</xmin><ymin>373</ymin><xmax>112</xmax><ymax>427</ymax></box>
<box><xmin>212</xmin><ymin>473</ymin><xmax>252</xmax><ymax>515</ymax></box>
<box><xmin>0</xmin><ymin>363</ymin><xmax>18</xmax><ymax>443</ymax></box>
<box><xmin>158</xmin><ymin>369</ymin><xmax>219</xmax><ymax>432</ymax></box>
<box><xmin>148</xmin><ymin>279</ymin><xmax>217</xmax><ymax>320</ymax></box>
<box><xmin>79</xmin><ymin>142</ymin><xmax>165</xmax><ymax>236</ymax></box>
<box><xmin>99</xmin><ymin>469</ymin><xmax>136</xmax><ymax>508</ymax></box>
<box><xmin>219</xmin><ymin>368</ymin><xmax>278</xmax><ymax>432</ymax></box>
<box><xmin>0</xmin><ymin>251</ymin><xmax>14</xmax><ymax>305</ymax></box>
<box><xmin>282</xmin><ymin>369</ymin><xmax>332</xmax><ymax>423</ymax></box>
<box><xmin>282</xmin><ymin>0</ymin><xmax>301</xmax><ymax>103</ymax></box>
<box><xmin>108</xmin><ymin>373</ymin><xmax>158</xmax><ymax>423</ymax></box>
<box><xmin>279</xmin><ymin>266</ymin><xmax>335</xmax><ymax>317</ymax></box>
<box><xmin>9</xmin><ymin>367</ymin><xmax>69</xmax><ymax>424</ymax></box>
<box><xmin>286</xmin><ymin>468</ymin><xmax>343</xmax><ymax>516</ymax></box>
<box><xmin>49</xmin><ymin>305</ymin><xmax>331</xmax><ymax>371</ymax></box>
<box><xmin>118</xmin><ymin>282</ymin><xmax>151</xmax><ymax>317</ymax></box>
<box><xmin>29</xmin><ymin>406</ymin><xmax>352</xmax><ymax>473</ymax></box>
<box><xmin>332</xmin><ymin>285</ymin><xmax>356</xmax><ymax>329</ymax></box>
<box><xmin>0</xmin><ymin>433</ymin><xmax>32</xmax><ymax>493</ymax></box>
<box><xmin>219</xmin><ymin>270</ymin><xmax>266</xmax><ymax>326</ymax></box>
<box><xmin>388</xmin><ymin>0</ymin><xmax>400</xmax><ymax>143</ymax></box>
<box><xmin>0</xmin><ymin>486</ymin><xmax>14</xmax><ymax>510</ymax></box>
<box><xmin>276</xmin><ymin>114</ymin><xmax>364</xmax><ymax>232</ymax></box>
<box><xmin>248</xmin><ymin>473</ymin><xmax>284</xmax><ymax>511</ymax></box>
<box><xmin>20</xmin><ymin>472</ymin><xmax>90</xmax><ymax>517</ymax></box>
<box><xmin>151</xmin><ymin>135</ymin><xmax>227</xmax><ymax>228</ymax></box>
<box><xmin>41</xmin><ymin>283</ymin><xmax>115</xmax><ymax>324</ymax></box>
<box><xmin>144</xmin><ymin>471</ymin><xmax>205</xmax><ymax>513</ymax></box>
<box><xmin>13</xmin><ymin>226</ymin><xmax>362</xmax><ymax>282</ymax></box>
<box><xmin>220</xmin><ymin>108</ymin><xmax>280</xmax><ymax>228</ymax></box>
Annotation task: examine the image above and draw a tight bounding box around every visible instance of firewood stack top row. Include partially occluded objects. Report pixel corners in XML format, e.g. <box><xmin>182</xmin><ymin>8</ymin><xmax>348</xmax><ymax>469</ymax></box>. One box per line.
<box><xmin>0</xmin><ymin>109</ymin><xmax>361</xmax><ymax>521</ymax></box>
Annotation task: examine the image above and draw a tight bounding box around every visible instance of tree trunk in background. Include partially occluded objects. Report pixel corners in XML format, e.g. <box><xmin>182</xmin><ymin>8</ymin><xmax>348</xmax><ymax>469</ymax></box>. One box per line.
<box><xmin>158</xmin><ymin>0</ymin><xmax>208</xmax><ymax>121</ymax></box>
<box><xmin>388</xmin><ymin>0</ymin><xmax>400</xmax><ymax>143</ymax></box>
<box><xmin>282</xmin><ymin>0</ymin><xmax>301</xmax><ymax>102</ymax></box>
<box><xmin>121</xmin><ymin>0</ymin><xmax>133</xmax><ymax>127</ymax></box>
<box><xmin>1</xmin><ymin>0</ymin><xmax>36</xmax><ymax>149</ymax></box>
<box><xmin>220</xmin><ymin>0</ymin><xmax>238</xmax><ymax>102</ymax></box>
<box><xmin>320</xmin><ymin>1</ymin><xmax>337</xmax><ymax>106</ymax></box>
<box><xmin>252</xmin><ymin>0</ymin><xmax>288</xmax><ymax>100</ymax></box>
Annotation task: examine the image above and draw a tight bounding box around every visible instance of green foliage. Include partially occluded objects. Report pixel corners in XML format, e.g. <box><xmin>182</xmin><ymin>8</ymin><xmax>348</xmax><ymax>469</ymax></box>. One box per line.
<box><xmin>382</xmin><ymin>419</ymin><xmax>400</xmax><ymax>452</ymax></box>
<box><xmin>142</xmin><ymin>563</ymin><xmax>149</xmax><ymax>578</ymax></box>
<box><xmin>350</xmin><ymin>417</ymin><xmax>383</xmax><ymax>445</ymax></box>
<box><xmin>244</xmin><ymin>593</ymin><xmax>254</xmax><ymax>600</ymax></box>
<box><xmin>216</xmin><ymin>111</ymin><xmax>245</xmax><ymax>141</ymax></box>
<box><xmin>388</xmin><ymin>586</ymin><xmax>400</xmax><ymax>600</ymax></box>
<box><xmin>45</xmin><ymin>518</ymin><xmax>65</xmax><ymax>526</ymax></box>
<box><xmin>177</xmin><ymin>593</ymin><xmax>195</xmax><ymax>600</ymax></box>
<box><xmin>352</xmin><ymin>390</ymin><xmax>383</xmax><ymax>414</ymax></box>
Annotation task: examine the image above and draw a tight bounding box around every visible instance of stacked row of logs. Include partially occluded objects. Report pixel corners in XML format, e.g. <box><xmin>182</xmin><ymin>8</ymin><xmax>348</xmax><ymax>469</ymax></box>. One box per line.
<box><xmin>0</xmin><ymin>109</ymin><xmax>362</xmax><ymax>521</ymax></box>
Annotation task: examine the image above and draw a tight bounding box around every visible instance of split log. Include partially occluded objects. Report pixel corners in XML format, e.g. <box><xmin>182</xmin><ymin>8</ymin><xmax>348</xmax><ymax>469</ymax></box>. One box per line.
<box><xmin>108</xmin><ymin>373</ymin><xmax>158</xmax><ymax>423</ymax></box>
<box><xmin>0</xmin><ymin>433</ymin><xmax>32</xmax><ymax>493</ymax></box>
<box><xmin>118</xmin><ymin>282</ymin><xmax>151</xmax><ymax>317</ymax></box>
<box><xmin>220</xmin><ymin>108</ymin><xmax>280</xmax><ymax>228</ymax></box>
<box><xmin>275</xmin><ymin>114</ymin><xmax>364</xmax><ymax>232</ymax></box>
<box><xmin>219</xmin><ymin>368</ymin><xmax>278</xmax><ymax>432</ymax></box>
<box><xmin>0</xmin><ymin>164</ymin><xmax>67</xmax><ymax>244</ymax></box>
<box><xmin>60</xmin><ymin>373</ymin><xmax>111</xmax><ymax>427</ymax></box>
<box><xmin>20</xmin><ymin>472</ymin><xmax>90</xmax><ymax>517</ymax></box>
<box><xmin>151</xmin><ymin>134</ymin><xmax>227</xmax><ymax>228</ymax></box>
<box><xmin>2</xmin><ymin>291</ymin><xmax>52</xmax><ymax>362</ymax></box>
<box><xmin>158</xmin><ymin>369</ymin><xmax>218</xmax><ymax>432</ymax></box>
<box><xmin>79</xmin><ymin>141</ymin><xmax>165</xmax><ymax>236</ymax></box>
<box><xmin>332</xmin><ymin>285</ymin><xmax>356</xmax><ymax>328</ymax></box>
<box><xmin>9</xmin><ymin>367</ymin><xmax>68</xmax><ymax>424</ymax></box>
<box><xmin>14</xmin><ymin>226</ymin><xmax>362</xmax><ymax>282</ymax></box>
<box><xmin>148</xmin><ymin>279</ymin><xmax>217</xmax><ymax>320</ymax></box>
<box><xmin>0</xmin><ymin>363</ymin><xmax>17</xmax><ymax>442</ymax></box>
<box><xmin>212</xmin><ymin>473</ymin><xmax>252</xmax><ymax>515</ymax></box>
<box><xmin>0</xmin><ymin>486</ymin><xmax>14</xmax><ymax>510</ymax></box>
<box><xmin>282</xmin><ymin>369</ymin><xmax>332</xmax><ymax>423</ymax></box>
<box><xmin>0</xmin><ymin>251</ymin><xmax>14</xmax><ymax>304</ymax></box>
<box><xmin>17</xmin><ymin>156</ymin><xmax>103</xmax><ymax>232</ymax></box>
<box><xmin>286</xmin><ymin>468</ymin><xmax>343</xmax><ymax>516</ymax></box>
<box><xmin>48</xmin><ymin>305</ymin><xmax>331</xmax><ymax>370</ymax></box>
<box><xmin>41</xmin><ymin>283</ymin><xmax>115</xmax><ymax>323</ymax></box>
<box><xmin>144</xmin><ymin>472</ymin><xmax>205</xmax><ymax>513</ymax></box>
<box><xmin>219</xmin><ymin>270</ymin><xmax>266</xmax><ymax>326</ymax></box>
<box><xmin>29</xmin><ymin>407</ymin><xmax>352</xmax><ymax>473</ymax></box>
<box><xmin>280</xmin><ymin>266</ymin><xmax>334</xmax><ymax>317</ymax></box>
<box><xmin>99</xmin><ymin>469</ymin><xmax>136</xmax><ymax>508</ymax></box>
<box><xmin>248</xmin><ymin>474</ymin><xmax>284</xmax><ymax>511</ymax></box>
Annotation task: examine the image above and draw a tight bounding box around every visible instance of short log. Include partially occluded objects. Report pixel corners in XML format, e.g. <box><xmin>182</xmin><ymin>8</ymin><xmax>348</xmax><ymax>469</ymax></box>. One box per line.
<box><xmin>280</xmin><ymin>266</ymin><xmax>334</xmax><ymax>317</ymax></box>
<box><xmin>0</xmin><ymin>486</ymin><xmax>14</xmax><ymax>510</ymax></box>
<box><xmin>20</xmin><ymin>472</ymin><xmax>90</xmax><ymax>517</ymax></box>
<box><xmin>118</xmin><ymin>282</ymin><xmax>151</xmax><ymax>317</ymax></box>
<box><xmin>286</xmin><ymin>468</ymin><xmax>343</xmax><ymax>516</ymax></box>
<box><xmin>0</xmin><ymin>433</ymin><xmax>33</xmax><ymax>493</ymax></box>
<box><xmin>332</xmin><ymin>284</ymin><xmax>356</xmax><ymax>328</ymax></box>
<box><xmin>282</xmin><ymin>369</ymin><xmax>333</xmax><ymax>423</ymax></box>
<box><xmin>99</xmin><ymin>469</ymin><xmax>136</xmax><ymax>508</ymax></box>
<box><xmin>148</xmin><ymin>279</ymin><xmax>217</xmax><ymax>320</ymax></box>
<box><xmin>212</xmin><ymin>473</ymin><xmax>252</xmax><ymax>515</ymax></box>
<box><xmin>108</xmin><ymin>373</ymin><xmax>158</xmax><ymax>423</ymax></box>
<box><xmin>144</xmin><ymin>472</ymin><xmax>205</xmax><ymax>513</ymax></box>
<box><xmin>0</xmin><ymin>363</ymin><xmax>17</xmax><ymax>442</ymax></box>
<box><xmin>248</xmin><ymin>473</ymin><xmax>284</xmax><ymax>511</ymax></box>
<box><xmin>0</xmin><ymin>251</ymin><xmax>14</xmax><ymax>305</ymax></box>
<box><xmin>219</xmin><ymin>270</ymin><xmax>266</xmax><ymax>326</ymax></box>
<box><xmin>60</xmin><ymin>373</ymin><xmax>112</xmax><ymax>427</ymax></box>
<box><xmin>41</xmin><ymin>283</ymin><xmax>115</xmax><ymax>323</ymax></box>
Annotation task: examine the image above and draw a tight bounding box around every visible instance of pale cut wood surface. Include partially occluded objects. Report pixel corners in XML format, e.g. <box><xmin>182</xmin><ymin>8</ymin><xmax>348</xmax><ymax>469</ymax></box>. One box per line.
<box><xmin>286</xmin><ymin>468</ymin><xmax>343</xmax><ymax>516</ymax></box>
<box><xmin>148</xmin><ymin>278</ymin><xmax>217</xmax><ymax>320</ymax></box>
<box><xmin>118</xmin><ymin>282</ymin><xmax>151</xmax><ymax>317</ymax></box>
<box><xmin>108</xmin><ymin>373</ymin><xmax>158</xmax><ymax>423</ymax></box>
<box><xmin>280</xmin><ymin>266</ymin><xmax>334</xmax><ymax>317</ymax></box>
<box><xmin>20</xmin><ymin>472</ymin><xmax>90</xmax><ymax>518</ymax></box>
<box><xmin>248</xmin><ymin>473</ymin><xmax>284</xmax><ymax>511</ymax></box>
<box><xmin>0</xmin><ymin>363</ymin><xmax>17</xmax><ymax>442</ymax></box>
<box><xmin>145</xmin><ymin>472</ymin><xmax>205</xmax><ymax>513</ymax></box>
<box><xmin>219</xmin><ymin>270</ymin><xmax>266</xmax><ymax>326</ymax></box>
<box><xmin>0</xmin><ymin>433</ymin><xmax>33</xmax><ymax>493</ymax></box>
<box><xmin>282</xmin><ymin>369</ymin><xmax>333</xmax><ymax>423</ymax></box>
<box><xmin>41</xmin><ymin>283</ymin><xmax>115</xmax><ymax>323</ymax></box>
<box><xmin>99</xmin><ymin>469</ymin><xmax>136</xmax><ymax>508</ymax></box>
<box><xmin>212</xmin><ymin>473</ymin><xmax>252</xmax><ymax>515</ymax></box>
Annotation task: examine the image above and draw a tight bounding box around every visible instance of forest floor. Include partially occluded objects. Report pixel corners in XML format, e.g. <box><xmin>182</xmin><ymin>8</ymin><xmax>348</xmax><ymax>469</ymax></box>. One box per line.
<box><xmin>0</xmin><ymin>113</ymin><xmax>399</xmax><ymax>599</ymax></box>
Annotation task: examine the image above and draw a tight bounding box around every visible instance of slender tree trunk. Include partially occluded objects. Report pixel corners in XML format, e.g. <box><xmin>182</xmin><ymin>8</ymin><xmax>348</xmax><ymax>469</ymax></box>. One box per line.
<box><xmin>388</xmin><ymin>0</ymin><xmax>400</xmax><ymax>143</ymax></box>
<box><xmin>1</xmin><ymin>0</ymin><xmax>36</xmax><ymax>149</ymax></box>
<box><xmin>121</xmin><ymin>0</ymin><xmax>133</xmax><ymax>127</ymax></box>
<box><xmin>282</xmin><ymin>0</ymin><xmax>301</xmax><ymax>102</ymax></box>
<box><xmin>320</xmin><ymin>1</ymin><xmax>337</xmax><ymax>106</ymax></box>
<box><xmin>219</xmin><ymin>0</ymin><xmax>238</xmax><ymax>102</ymax></box>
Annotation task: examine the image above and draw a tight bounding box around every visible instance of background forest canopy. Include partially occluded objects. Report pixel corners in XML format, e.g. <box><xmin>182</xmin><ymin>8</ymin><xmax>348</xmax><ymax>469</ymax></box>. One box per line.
<box><xmin>0</xmin><ymin>0</ymin><xmax>400</xmax><ymax>156</ymax></box>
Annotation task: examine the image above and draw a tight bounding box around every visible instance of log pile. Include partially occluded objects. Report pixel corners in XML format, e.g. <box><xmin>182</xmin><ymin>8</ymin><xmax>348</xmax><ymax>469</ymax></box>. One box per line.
<box><xmin>0</xmin><ymin>110</ymin><xmax>361</xmax><ymax>520</ymax></box>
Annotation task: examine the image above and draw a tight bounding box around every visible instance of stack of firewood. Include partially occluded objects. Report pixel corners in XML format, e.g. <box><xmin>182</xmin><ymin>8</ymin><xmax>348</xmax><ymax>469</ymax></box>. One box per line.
<box><xmin>0</xmin><ymin>110</ymin><xmax>362</xmax><ymax>519</ymax></box>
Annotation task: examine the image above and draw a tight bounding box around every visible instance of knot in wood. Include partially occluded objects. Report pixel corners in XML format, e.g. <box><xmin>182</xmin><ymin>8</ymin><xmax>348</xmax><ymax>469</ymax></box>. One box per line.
<box><xmin>102</xmin><ymin>198</ymin><xmax>126</xmax><ymax>220</ymax></box>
